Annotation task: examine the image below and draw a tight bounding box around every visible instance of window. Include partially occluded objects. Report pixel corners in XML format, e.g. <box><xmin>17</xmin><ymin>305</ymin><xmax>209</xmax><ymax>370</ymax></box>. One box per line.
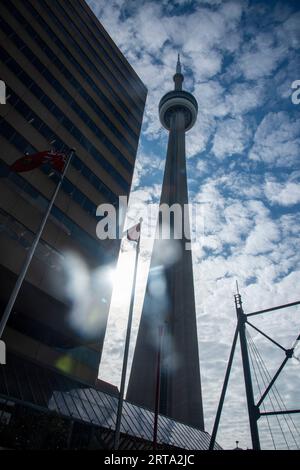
<box><xmin>2</xmin><ymin>0</ymin><xmax>140</xmax><ymax>143</ymax></box>
<box><xmin>22</xmin><ymin>0</ymin><xmax>141</xmax><ymax>123</ymax></box>
<box><xmin>0</xmin><ymin>22</ymin><xmax>134</xmax><ymax>174</ymax></box>
<box><xmin>1</xmin><ymin>171</ymin><xmax>106</xmax><ymax>262</ymax></box>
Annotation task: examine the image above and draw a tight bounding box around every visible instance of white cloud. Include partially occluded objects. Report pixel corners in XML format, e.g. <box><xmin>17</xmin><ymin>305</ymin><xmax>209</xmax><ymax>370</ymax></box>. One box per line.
<box><xmin>264</xmin><ymin>180</ymin><xmax>300</xmax><ymax>206</ymax></box>
<box><xmin>233</xmin><ymin>29</ymin><xmax>288</xmax><ymax>80</ymax></box>
<box><xmin>186</xmin><ymin>114</ymin><xmax>217</xmax><ymax>157</ymax></box>
<box><xmin>249</xmin><ymin>112</ymin><xmax>300</xmax><ymax>167</ymax></box>
<box><xmin>130</xmin><ymin>147</ymin><xmax>165</xmax><ymax>189</ymax></box>
<box><xmin>280</xmin><ymin>11</ymin><xmax>300</xmax><ymax>49</ymax></box>
<box><xmin>195</xmin><ymin>80</ymin><xmax>227</xmax><ymax>118</ymax></box>
<box><xmin>225</xmin><ymin>82</ymin><xmax>266</xmax><ymax>115</ymax></box>
<box><xmin>244</xmin><ymin>220</ymin><xmax>280</xmax><ymax>255</ymax></box>
<box><xmin>238</xmin><ymin>45</ymin><xmax>287</xmax><ymax>81</ymax></box>
<box><xmin>212</xmin><ymin>116</ymin><xmax>252</xmax><ymax>159</ymax></box>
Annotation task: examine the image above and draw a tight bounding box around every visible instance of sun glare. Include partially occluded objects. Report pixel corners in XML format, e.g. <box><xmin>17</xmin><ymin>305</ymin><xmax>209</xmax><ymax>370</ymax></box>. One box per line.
<box><xmin>109</xmin><ymin>249</ymin><xmax>135</xmax><ymax>310</ymax></box>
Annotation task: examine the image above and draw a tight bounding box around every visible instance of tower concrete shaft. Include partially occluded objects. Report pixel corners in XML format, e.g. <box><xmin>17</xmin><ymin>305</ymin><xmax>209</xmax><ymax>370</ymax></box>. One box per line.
<box><xmin>126</xmin><ymin>58</ymin><xmax>204</xmax><ymax>430</ymax></box>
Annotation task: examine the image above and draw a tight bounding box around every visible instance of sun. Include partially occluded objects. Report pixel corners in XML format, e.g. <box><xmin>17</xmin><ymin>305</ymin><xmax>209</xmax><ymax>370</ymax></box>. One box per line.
<box><xmin>109</xmin><ymin>249</ymin><xmax>136</xmax><ymax>309</ymax></box>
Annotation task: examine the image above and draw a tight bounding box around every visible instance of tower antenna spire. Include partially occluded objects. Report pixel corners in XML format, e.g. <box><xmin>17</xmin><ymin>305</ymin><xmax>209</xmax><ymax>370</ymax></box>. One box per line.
<box><xmin>176</xmin><ymin>53</ymin><xmax>181</xmax><ymax>74</ymax></box>
<box><xmin>173</xmin><ymin>53</ymin><xmax>184</xmax><ymax>90</ymax></box>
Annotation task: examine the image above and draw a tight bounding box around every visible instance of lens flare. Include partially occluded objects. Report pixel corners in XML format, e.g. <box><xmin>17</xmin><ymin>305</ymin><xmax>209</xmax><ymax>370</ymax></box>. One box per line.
<box><xmin>61</xmin><ymin>251</ymin><xmax>114</xmax><ymax>340</ymax></box>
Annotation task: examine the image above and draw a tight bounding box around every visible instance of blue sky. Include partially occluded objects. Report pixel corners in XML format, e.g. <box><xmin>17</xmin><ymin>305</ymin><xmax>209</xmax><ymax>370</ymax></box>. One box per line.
<box><xmin>87</xmin><ymin>0</ymin><xmax>300</xmax><ymax>449</ymax></box>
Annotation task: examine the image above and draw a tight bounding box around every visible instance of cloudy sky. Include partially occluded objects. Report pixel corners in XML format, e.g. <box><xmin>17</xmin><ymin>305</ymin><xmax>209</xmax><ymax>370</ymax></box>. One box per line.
<box><xmin>87</xmin><ymin>0</ymin><xmax>300</xmax><ymax>449</ymax></box>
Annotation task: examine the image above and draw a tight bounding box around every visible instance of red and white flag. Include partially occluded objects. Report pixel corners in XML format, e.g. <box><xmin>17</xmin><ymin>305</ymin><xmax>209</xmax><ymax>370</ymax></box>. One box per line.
<box><xmin>126</xmin><ymin>222</ymin><xmax>141</xmax><ymax>242</ymax></box>
<box><xmin>10</xmin><ymin>150</ymin><xmax>67</xmax><ymax>173</ymax></box>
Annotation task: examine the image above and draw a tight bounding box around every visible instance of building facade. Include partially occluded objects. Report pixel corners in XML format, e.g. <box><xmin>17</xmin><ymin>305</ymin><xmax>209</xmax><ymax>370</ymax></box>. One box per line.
<box><xmin>127</xmin><ymin>57</ymin><xmax>204</xmax><ymax>430</ymax></box>
<box><xmin>0</xmin><ymin>0</ymin><xmax>147</xmax><ymax>385</ymax></box>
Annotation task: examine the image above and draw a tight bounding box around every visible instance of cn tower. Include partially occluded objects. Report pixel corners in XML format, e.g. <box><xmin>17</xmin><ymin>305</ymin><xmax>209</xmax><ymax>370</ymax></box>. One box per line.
<box><xmin>127</xmin><ymin>56</ymin><xmax>204</xmax><ymax>430</ymax></box>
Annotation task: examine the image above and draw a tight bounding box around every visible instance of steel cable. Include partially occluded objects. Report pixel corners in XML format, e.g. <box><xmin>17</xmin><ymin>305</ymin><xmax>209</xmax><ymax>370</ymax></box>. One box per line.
<box><xmin>247</xmin><ymin>333</ymin><xmax>276</xmax><ymax>449</ymax></box>
<box><xmin>246</xmin><ymin>330</ymin><xmax>290</xmax><ymax>449</ymax></box>
<box><xmin>248</xmin><ymin>331</ymin><xmax>300</xmax><ymax>448</ymax></box>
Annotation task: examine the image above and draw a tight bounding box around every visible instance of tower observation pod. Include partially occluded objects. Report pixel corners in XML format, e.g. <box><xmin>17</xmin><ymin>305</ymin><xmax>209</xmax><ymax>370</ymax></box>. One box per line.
<box><xmin>159</xmin><ymin>55</ymin><xmax>198</xmax><ymax>132</ymax></box>
<box><xmin>127</xmin><ymin>55</ymin><xmax>204</xmax><ymax>430</ymax></box>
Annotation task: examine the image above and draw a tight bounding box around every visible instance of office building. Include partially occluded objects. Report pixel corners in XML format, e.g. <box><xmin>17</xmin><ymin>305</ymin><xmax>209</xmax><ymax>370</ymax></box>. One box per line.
<box><xmin>0</xmin><ymin>0</ymin><xmax>147</xmax><ymax>385</ymax></box>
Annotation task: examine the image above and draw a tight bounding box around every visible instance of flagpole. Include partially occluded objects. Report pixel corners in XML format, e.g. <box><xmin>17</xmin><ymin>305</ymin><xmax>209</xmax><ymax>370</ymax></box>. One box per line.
<box><xmin>153</xmin><ymin>323</ymin><xmax>164</xmax><ymax>450</ymax></box>
<box><xmin>0</xmin><ymin>148</ymin><xmax>75</xmax><ymax>339</ymax></box>
<box><xmin>114</xmin><ymin>217</ymin><xmax>142</xmax><ymax>450</ymax></box>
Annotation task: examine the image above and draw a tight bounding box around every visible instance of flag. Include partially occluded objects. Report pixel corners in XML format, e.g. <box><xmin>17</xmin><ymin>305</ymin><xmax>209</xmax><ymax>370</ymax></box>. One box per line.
<box><xmin>46</xmin><ymin>151</ymin><xmax>67</xmax><ymax>173</ymax></box>
<box><xmin>9</xmin><ymin>150</ymin><xmax>67</xmax><ymax>173</ymax></box>
<box><xmin>126</xmin><ymin>222</ymin><xmax>141</xmax><ymax>242</ymax></box>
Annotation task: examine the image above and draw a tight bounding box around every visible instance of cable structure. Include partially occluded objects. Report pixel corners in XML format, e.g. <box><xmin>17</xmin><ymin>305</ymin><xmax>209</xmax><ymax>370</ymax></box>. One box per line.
<box><xmin>246</xmin><ymin>330</ymin><xmax>290</xmax><ymax>449</ymax></box>
<box><xmin>246</xmin><ymin>329</ymin><xmax>299</xmax><ymax>449</ymax></box>
<box><xmin>248</xmin><ymin>331</ymin><xmax>300</xmax><ymax>448</ymax></box>
<box><xmin>247</xmin><ymin>332</ymin><xmax>276</xmax><ymax>449</ymax></box>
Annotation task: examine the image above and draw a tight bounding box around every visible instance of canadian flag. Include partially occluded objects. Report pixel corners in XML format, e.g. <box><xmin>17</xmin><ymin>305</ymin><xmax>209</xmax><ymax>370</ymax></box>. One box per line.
<box><xmin>10</xmin><ymin>150</ymin><xmax>67</xmax><ymax>173</ymax></box>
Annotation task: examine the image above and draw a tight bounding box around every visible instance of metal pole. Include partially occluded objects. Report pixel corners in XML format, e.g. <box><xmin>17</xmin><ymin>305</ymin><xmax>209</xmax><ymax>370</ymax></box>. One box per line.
<box><xmin>209</xmin><ymin>324</ymin><xmax>239</xmax><ymax>450</ymax></box>
<box><xmin>114</xmin><ymin>218</ymin><xmax>142</xmax><ymax>450</ymax></box>
<box><xmin>246</xmin><ymin>300</ymin><xmax>300</xmax><ymax>317</ymax></box>
<box><xmin>260</xmin><ymin>409</ymin><xmax>300</xmax><ymax>416</ymax></box>
<box><xmin>246</xmin><ymin>320</ymin><xmax>287</xmax><ymax>352</ymax></box>
<box><xmin>235</xmin><ymin>293</ymin><xmax>261</xmax><ymax>450</ymax></box>
<box><xmin>0</xmin><ymin>149</ymin><xmax>75</xmax><ymax>338</ymax></box>
<box><xmin>153</xmin><ymin>324</ymin><xmax>164</xmax><ymax>451</ymax></box>
<box><xmin>256</xmin><ymin>355</ymin><xmax>291</xmax><ymax>408</ymax></box>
